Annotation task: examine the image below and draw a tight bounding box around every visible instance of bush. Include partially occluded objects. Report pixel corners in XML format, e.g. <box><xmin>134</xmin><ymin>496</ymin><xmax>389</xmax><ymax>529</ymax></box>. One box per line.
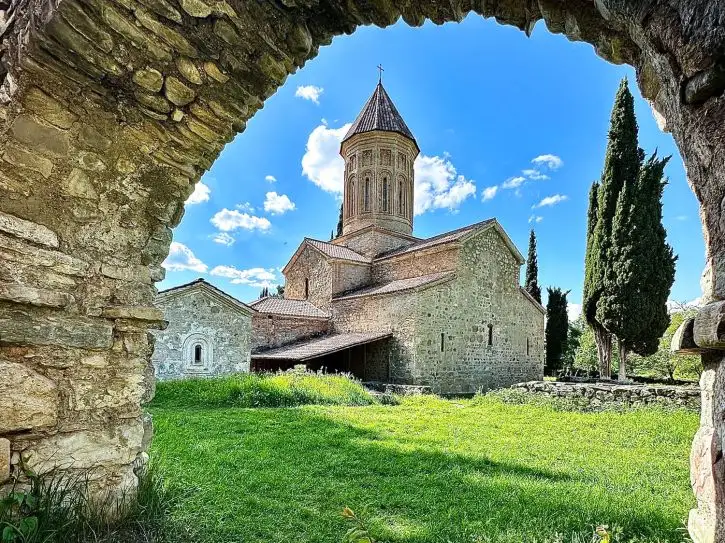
<box><xmin>150</xmin><ymin>369</ymin><xmax>378</xmax><ymax>409</ymax></box>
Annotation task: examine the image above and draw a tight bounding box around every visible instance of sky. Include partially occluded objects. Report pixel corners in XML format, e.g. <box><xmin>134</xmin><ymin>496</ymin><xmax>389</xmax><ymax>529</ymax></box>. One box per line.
<box><xmin>160</xmin><ymin>14</ymin><xmax>705</xmax><ymax>317</ymax></box>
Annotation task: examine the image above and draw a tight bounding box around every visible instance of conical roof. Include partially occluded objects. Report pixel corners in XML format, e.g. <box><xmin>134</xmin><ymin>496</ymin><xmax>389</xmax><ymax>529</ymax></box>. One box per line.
<box><xmin>342</xmin><ymin>82</ymin><xmax>418</xmax><ymax>149</ymax></box>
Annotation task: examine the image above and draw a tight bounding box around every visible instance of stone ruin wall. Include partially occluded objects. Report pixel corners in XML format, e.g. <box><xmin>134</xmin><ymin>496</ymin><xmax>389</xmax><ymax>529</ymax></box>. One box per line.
<box><xmin>512</xmin><ymin>381</ymin><xmax>701</xmax><ymax>411</ymax></box>
<box><xmin>0</xmin><ymin>0</ymin><xmax>723</xmax><ymax>539</ymax></box>
<box><xmin>152</xmin><ymin>289</ymin><xmax>251</xmax><ymax>380</ymax></box>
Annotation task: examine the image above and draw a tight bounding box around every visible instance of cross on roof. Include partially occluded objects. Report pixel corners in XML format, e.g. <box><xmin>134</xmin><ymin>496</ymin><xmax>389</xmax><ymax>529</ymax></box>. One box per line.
<box><xmin>377</xmin><ymin>64</ymin><xmax>384</xmax><ymax>83</ymax></box>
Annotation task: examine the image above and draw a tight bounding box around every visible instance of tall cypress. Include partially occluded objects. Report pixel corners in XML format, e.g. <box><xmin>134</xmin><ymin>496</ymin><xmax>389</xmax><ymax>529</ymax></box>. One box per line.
<box><xmin>336</xmin><ymin>204</ymin><xmax>343</xmax><ymax>238</ymax></box>
<box><xmin>545</xmin><ymin>287</ymin><xmax>570</xmax><ymax>376</ymax></box>
<box><xmin>525</xmin><ymin>229</ymin><xmax>542</xmax><ymax>304</ymax></box>
<box><xmin>584</xmin><ymin>78</ymin><xmax>641</xmax><ymax>379</ymax></box>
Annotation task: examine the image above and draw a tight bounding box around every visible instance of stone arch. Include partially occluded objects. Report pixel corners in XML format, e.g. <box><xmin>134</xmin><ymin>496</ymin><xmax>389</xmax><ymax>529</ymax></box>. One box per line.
<box><xmin>181</xmin><ymin>332</ymin><xmax>213</xmax><ymax>374</ymax></box>
<box><xmin>0</xmin><ymin>1</ymin><xmax>723</xmax><ymax>539</ymax></box>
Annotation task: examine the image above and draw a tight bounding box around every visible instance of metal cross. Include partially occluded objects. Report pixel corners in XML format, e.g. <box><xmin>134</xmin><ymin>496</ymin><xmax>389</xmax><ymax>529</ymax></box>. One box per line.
<box><xmin>377</xmin><ymin>64</ymin><xmax>384</xmax><ymax>83</ymax></box>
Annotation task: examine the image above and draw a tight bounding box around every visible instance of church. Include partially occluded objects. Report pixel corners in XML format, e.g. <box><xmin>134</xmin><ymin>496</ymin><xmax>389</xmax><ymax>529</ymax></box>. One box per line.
<box><xmin>153</xmin><ymin>81</ymin><xmax>545</xmax><ymax>394</ymax></box>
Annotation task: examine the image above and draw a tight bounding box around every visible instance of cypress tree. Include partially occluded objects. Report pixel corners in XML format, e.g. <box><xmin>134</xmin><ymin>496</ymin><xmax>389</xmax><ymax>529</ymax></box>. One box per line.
<box><xmin>584</xmin><ymin>78</ymin><xmax>641</xmax><ymax>379</ymax></box>
<box><xmin>545</xmin><ymin>287</ymin><xmax>570</xmax><ymax>376</ymax></box>
<box><xmin>525</xmin><ymin>229</ymin><xmax>542</xmax><ymax>304</ymax></box>
<box><xmin>336</xmin><ymin>204</ymin><xmax>344</xmax><ymax>238</ymax></box>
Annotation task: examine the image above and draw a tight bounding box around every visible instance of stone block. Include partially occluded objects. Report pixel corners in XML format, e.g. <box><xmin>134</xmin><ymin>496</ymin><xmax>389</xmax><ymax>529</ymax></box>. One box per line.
<box><xmin>0</xmin><ymin>283</ymin><xmax>74</xmax><ymax>308</ymax></box>
<box><xmin>132</xmin><ymin>68</ymin><xmax>164</xmax><ymax>93</ymax></box>
<box><xmin>0</xmin><ymin>211</ymin><xmax>59</xmax><ymax>248</ymax></box>
<box><xmin>0</xmin><ymin>309</ymin><xmax>113</xmax><ymax>349</ymax></box>
<box><xmin>176</xmin><ymin>57</ymin><xmax>203</xmax><ymax>85</ymax></box>
<box><xmin>22</xmin><ymin>87</ymin><xmax>77</xmax><ymax>129</ymax></box>
<box><xmin>2</xmin><ymin>143</ymin><xmax>53</xmax><ymax>178</ymax></box>
<box><xmin>164</xmin><ymin>76</ymin><xmax>196</xmax><ymax>107</ymax></box>
<box><xmin>102</xmin><ymin>305</ymin><xmax>164</xmax><ymax>321</ymax></box>
<box><xmin>0</xmin><ymin>438</ymin><xmax>9</xmax><ymax>483</ymax></box>
<box><xmin>180</xmin><ymin>0</ymin><xmax>212</xmax><ymax>17</ymax></box>
<box><xmin>12</xmin><ymin>115</ymin><xmax>70</xmax><ymax>156</ymax></box>
<box><xmin>0</xmin><ymin>361</ymin><xmax>58</xmax><ymax>433</ymax></box>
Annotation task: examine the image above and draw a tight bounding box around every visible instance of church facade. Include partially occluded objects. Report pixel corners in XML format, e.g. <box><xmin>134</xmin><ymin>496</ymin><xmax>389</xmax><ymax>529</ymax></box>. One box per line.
<box><xmin>248</xmin><ymin>82</ymin><xmax>545</xmax><ymax>394</ymax></box>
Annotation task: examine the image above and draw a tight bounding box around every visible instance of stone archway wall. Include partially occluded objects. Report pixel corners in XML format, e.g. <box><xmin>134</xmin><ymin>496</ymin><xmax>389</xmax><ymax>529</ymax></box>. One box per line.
<box><xmin>0</xmin><ymin>0</ymin><xmax>723</xmax><ymax>539</ymax></box>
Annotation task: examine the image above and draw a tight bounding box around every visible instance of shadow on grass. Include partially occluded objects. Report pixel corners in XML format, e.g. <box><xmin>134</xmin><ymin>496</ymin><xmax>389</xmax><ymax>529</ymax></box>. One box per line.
<box><xmin>151</xmin><ymin>406</ymin><xmax>689</xmax><ymax>543</ymax></box>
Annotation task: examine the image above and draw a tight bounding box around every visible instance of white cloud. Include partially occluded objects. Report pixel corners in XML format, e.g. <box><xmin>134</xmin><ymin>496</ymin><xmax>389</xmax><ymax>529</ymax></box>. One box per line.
<box><xmin>674</xmin><ymin>215</ymin><xmax>687</xmax><ymax>221</ymax></box>
<box><xmin>522</xmin><ymin>169</ymin><xmax>549</xmax><ymax>181</ymax></box>
<box><xmin>186</xmin><ymin>181</ymin><xmax>210</xmax><ymax>205</ymax></box>
<box><xmin>211</xmin><ymin>232</ymin><xmax>235</xmax><ymax>246</ymax></box>
<box><xmin>295</xmin><ymin>85</ymin><xmax>324</xmax><ymax>104</ymax></box>
<box><xmin>482</xmin><ymin>186</ymin><xmax>498</xmax><ymax>202</ymax></box>
<box><xmin>502</xmin><ymin>176</ymin><xmax>526</xmax><ymax>190</ymax></box>
<box><xmin>210</xmin><ymin>209</ymin><xmax>271</xmax><ymax>232</ymax></box>
<box><xmin>210</xmin><ymin>265</ymin><xmax>277</xmax><ymax>288</ymax></box>
<box><xmin>265</xmin><ymin>175</ymin><xmax>276</xmax><ymax>183</ymax></box>
<box><xmin>533</xmin><ymin>194</ymin><xmax>568</xmax><ymax>208</ymax></box>
<box><xmin>528</xmin><ymin>215</ymin><xmax>543</xmax><ymax>224</ymax></box>
<box><xmin>414</xmin><ymin>154</ymin><xmax>476</xmax><ymax>215</ymax></box>
<box><xmin>235</xmin><ymin>202</ymin><xmax>255</xmax><ymax>213</ymax></box>
<box><xmin>532</xmin><ymin>154</ymin><xmax>563</xmax><ymax>170</ymax></box>
<box><xmin>264</xmin><ymin>192</ymin><xmax>296</xmax><ymax>215</ymax></box>
<box><xmin>301</xmin><ymin>123</ymin><xmax>351</xmax><ymax>194</ymax></box>
<box><xmin>567</xmin><ymin>303</ymin><xmax>582</xmax><ymax>322</ymax></box>
<box><xmin>162</xmin><ymin>242</ymin><xmax>207</xmax><ymax>273</ymax></box>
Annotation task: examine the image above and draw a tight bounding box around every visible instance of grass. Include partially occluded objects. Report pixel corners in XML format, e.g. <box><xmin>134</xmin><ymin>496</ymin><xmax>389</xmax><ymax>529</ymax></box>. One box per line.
<box><xmin>150</xmin><ymin>369</ymin><xmax>378</xmax><ymax>409</ymax></box>
<box><xmin>150</xmin><ymin>389</ymin><xmax>698</xmax><ymax>543</ymax></box>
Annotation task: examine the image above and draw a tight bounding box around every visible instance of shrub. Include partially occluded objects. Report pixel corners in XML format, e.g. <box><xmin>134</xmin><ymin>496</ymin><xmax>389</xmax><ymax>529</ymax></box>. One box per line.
<box><xmin>151</xmin><ymin>370</ymin><xmax>378</xmax><ymax>409</ymax></box>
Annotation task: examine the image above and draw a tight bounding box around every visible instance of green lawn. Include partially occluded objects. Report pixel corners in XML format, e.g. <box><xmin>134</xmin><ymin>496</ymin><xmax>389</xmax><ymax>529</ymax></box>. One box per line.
<box><xmin>150</xmin><ymin>395</ymin><xmax>697</xmax><ymax>543</ymax></box>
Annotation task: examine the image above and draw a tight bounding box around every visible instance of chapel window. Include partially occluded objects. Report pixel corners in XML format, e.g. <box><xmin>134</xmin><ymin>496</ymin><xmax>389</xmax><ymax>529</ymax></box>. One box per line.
<box><xmin>193</xmin><ymin>344</ymin><xmax>202</xmax><ymax>365</ymax></box>
<box><xmin>398</xmin><ymin>181</ymin><xmax>403</xmax><ymax>215</ymax></box>
<box><xmin>382</xmin><ymin>177</ymin><xmax>389</xmax><ymax>212</ymax></box>
<box><xmin>487</xmin><ymin>324</ymin><xmax>493</xmax><ymax>346</ymax></box>
<box><xmin>304</xmin><ymin>278</ymin><xmax>309</xmax><ymax>299</ymax></box>
<box><xmin>440</xmin><ymin>333</ymin><xmax>445</xmax><ymax>352</ymax></box>
<box><xmin>526</xmin><ymin>337</ymin><xmax>530</xmax><ymax>356</ymax></box>
<box><xmin>364</xmin><ymin>178</ymin><xmax>371</xmax><ymax>211</ymax></box>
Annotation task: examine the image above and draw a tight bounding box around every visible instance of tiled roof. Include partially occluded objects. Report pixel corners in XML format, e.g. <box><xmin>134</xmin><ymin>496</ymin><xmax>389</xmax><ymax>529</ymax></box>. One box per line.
<box><xmin>342</xmin><ymin>82</ymin><xmax>417</xmax><ymax>147</ymax></box>
<box><xmin>156</xmin><ymin>278</ymin><xmax>254</xmax><ymax>314</ymax></box>
<box><xmin>251</xmin><ymin>332</ymin><xmax>392</xmax><ymax>361</ymax></box>
<box><xmin>334</xmin><ymin>271</ymin><xmax>455</xmax><ymax>301</ymax></box>
<box><xmin>248</xmin><ymin>297</ymin><xmax>330</xmax><ymax>319</ymax></box>
<box><xmin>306</xmin><ymin>239</ymin><xmax>371</xmax><ymax>264</ymax></box>
<box><xmin>375</xmin><ymin>219</ymin><xmax>496</xmax><ymax>261</ymax></box>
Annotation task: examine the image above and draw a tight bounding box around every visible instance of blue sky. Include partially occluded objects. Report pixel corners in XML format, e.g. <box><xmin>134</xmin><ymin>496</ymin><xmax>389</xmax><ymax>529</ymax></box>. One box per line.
<box><xmin>161</xmin><ymin>14</ymin><xmax>704</xmax><ymax>315</ymax></box>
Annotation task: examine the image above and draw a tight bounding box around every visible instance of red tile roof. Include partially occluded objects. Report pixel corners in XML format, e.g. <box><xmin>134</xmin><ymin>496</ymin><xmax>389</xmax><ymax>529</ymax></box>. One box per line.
<box><xmin>251</xmin><ymin>332</ymin><xmax>392</xmax><ymax>361</ymax></box>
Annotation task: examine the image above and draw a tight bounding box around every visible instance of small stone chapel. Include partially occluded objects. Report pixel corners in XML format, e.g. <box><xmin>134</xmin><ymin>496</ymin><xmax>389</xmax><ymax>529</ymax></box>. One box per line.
<box><xmin>154</xmin><ymin>81</ymin><xmax>545</xmax><ymax>394</ymax></box>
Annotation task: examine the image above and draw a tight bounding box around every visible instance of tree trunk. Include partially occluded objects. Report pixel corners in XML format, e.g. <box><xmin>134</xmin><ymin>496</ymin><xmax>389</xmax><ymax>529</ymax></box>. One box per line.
<box><xmin>618</xmin><ymin>340</ymin><xmax>628</xmax><ymax>381</ymax></box>
<box><xmin>593</xmin><ymin>323</ymin><xmax>612</xmax><ymax>379</ymax></box>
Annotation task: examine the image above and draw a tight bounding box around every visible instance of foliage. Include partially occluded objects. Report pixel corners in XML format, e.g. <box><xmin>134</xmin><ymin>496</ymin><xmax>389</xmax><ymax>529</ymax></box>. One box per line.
<box><xmin>336</xmin><ymin>203</ymin><xmax>344</xmax><ymax>238</ymax></box>
<box><xmin>562</xmin><ymin>322</ymin><xmax>582</xmax><ymax>375</ymax></box>
<box><xmin>341</xmin><ymin>507</ymin><xmax>376</xmax><ymax>543</ymax></box>
<box><xmin>0</xmin><ymin>464</ymin><xmax>185</xmax><ymax>543</ymax></box>
<box><xmin>276</xmin><ymin>284</ymin><xmax>285</xmax><ymax>297</ymax></box>
<box><xmin>150</xmin><ymin>394</ymin><xmax>696</xmax><ymax>542</ymax></box>
<box><xmin>525</xmin><ymin>229</ymin><xmax>542</xmax><ymax>304</ymax></box>
<box><xmin>258</xmin><ymin>286</ymin><xmax>270</xmax><ymax>298</ymax></box>
<box><xmin>545</xmin><ymin>287</ymin><xmax>570</xmax><ymax>375</ymax></box>
<box><xmin>150</xmin><ymin>369</ymin><xmax>377</xmax><ymax>409</ymax></box>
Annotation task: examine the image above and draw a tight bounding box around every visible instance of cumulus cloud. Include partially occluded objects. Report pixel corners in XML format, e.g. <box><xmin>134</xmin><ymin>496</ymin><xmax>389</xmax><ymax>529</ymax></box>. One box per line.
<box><xmin>210</xmin><ymin>265</ymin><xmax>277</xmax><ymax>288</ymax></box>
<box><xmin>521</xmin><ymin>169</ymin><xmax>549</xmax><ymax>181</ymax></box>
<box><xmin>533</xmin><ymin>194</ymin><xmax>568</xmax><ymax>208</ymax></box>
<box><xmin>567</xmin><ymin>302</ymin><xmax>582</xmax><ymax>322</ymax></box>
<box><xmin>211</xmin><ymin>209</ymin><xmax>271</xmax><ymax>232</ymax></box>
<box><xmin>211</xmin><ymin>232</ymin><xmax>235</xmax><ymax>246</ymax></box>
<box><xmin>265</xmin><ymin>175</ymin><xmax>277</xmax><ymax>183</ymax></box>
<box><xmin>482</xmin><ymin>186</ymin><xmax>499</xmax><ymax>202</ymax></box>
<box><xmin>264</xmin><ymin>192</ymin><xmax>296</xmax><ymax>215</ymax></box>
<box><xmin>301</xmin><ymin>123</ymin><xmax>351</xmax><ymax>194</ymax></box>
<box><xmin>162</xmin><ymin>242</ymin><xmax>207</xmax><ymax>273</ymax></box>
<box><xmin>186</xmin><ymin>181</ymin><xmax>210</xmax><ymax>205</ymax></box>
<box><xmin>528</xmin><ymin>215</ymin><xmax>543</xmax><ymax>224</ymax></box>
<box><xmin>532</xmin><ymin>154</ymin><xmax>563</xmax><ymax>170</ymax></box>
<box><xmin>414</xmin><ymin>154</ymin><xmax>476</xmax><ymax>215</ymax></box>
<box><xmin>502</xmin><ymin>176</ymin><xmax>526</xmax><ymax>190</ymax></box>
<box><xmin>295</xmin><ymin>85</ymin><xmax>324</xmax><ymax>104</ymax></box>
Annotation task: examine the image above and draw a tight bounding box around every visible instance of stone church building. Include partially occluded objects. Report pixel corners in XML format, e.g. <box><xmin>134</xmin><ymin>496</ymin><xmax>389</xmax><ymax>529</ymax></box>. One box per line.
<box><xmin>154</xmin><ymin>82</ymin><xmax>545</xmax><ymax>393</ymax></box>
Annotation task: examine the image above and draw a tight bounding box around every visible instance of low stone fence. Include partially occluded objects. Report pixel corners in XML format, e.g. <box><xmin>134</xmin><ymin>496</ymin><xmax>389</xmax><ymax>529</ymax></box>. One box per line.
<box><xmin>363</xmin><ymin>382</ymin><xmax>431</xmax><ymax>396</ymax></box>
<box><xmin>512</xmin><ymin>380</ymin><xmax>701</xmax><ymax>410</ymax></box>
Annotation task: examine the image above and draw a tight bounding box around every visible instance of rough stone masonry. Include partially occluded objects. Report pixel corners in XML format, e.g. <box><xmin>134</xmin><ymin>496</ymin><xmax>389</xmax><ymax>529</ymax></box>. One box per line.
<box><xmin>0</xmin><ymin>0</ymin><xmax>724</xmax><ymax>541</ymax></box>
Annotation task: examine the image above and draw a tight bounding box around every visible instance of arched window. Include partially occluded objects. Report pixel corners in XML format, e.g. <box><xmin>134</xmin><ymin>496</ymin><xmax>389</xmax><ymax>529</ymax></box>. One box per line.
<box><xmin>526</xmin><ymin>337</ymin><xmax>530</xmax><ymax>356</ymax></box>
<box><xmin>382</xmin><ymin>177</ymin><xmax>389</xmax><ymax>212</ymax></box>
<box><xmin>364</xmin><ymin>178</ymin><xmax>370</xmax><ymax>211</ymax></box>
<box><xmin>182</xmin><ymin>333</ymin><xmax>213</xmax><ymax>374</ymax></box>
<box><xmin>487</xmin><ymin>324</ymin><xmax>493</xmax><ymax>346</ymax></box>
<box><xmin>398</xmin><ymin>181</ymin><xmax>403</xmax><ymax>215</ymax></box>
<box><xmin>194</xmin><ymin>344</ymin><xmax>202</xmax><ymax>365</ymax></box>
<box><xmin>304</xmin><ymin>278</ymin><xmax>309</xmax><ymax>299</ymax></box>
<box><xmin>347</xmin><ymin>177</ymin><xmax>355</xmax><ymax>216</ymax></box>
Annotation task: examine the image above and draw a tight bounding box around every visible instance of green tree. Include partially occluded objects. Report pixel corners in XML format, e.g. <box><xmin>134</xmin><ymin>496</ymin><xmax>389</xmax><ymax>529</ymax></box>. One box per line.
<box><xmin>584</xmin><ymin>78</ymin><xmax>642</xmax><ymax>379</ymax></box>
<box><xmin>259</xmin><ymin>286</ymin><xmax>270</xmax><ymax>298</ymax></box>
<box><xmin>524</xmin><ymin>229</ymin><xmax>542</xmax><ymax>304</ymax></box>
<box><xmin>276</xmin><ymin>284</ymin><xmax>285</xmax><ymax>297</ymax></box>
<box><xmin>599</xmin><ymin>152</ymin><xmax>676</xmax><ymax>379</ymax></box>
<box><xmin>545</xmin><ymin>287</ymin><xmax>570</xmax><ymax>376</ymax></box>
<box><xmin>336</xmin><ymin>204</ymin><xmax>343</xmax><ymax>238</ymax></box>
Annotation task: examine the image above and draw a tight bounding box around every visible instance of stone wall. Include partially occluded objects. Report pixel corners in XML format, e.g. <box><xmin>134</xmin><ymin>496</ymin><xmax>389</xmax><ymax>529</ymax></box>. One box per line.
<box><xmin>251</xmin><ymin>314</ymin><xmax>330</xmax><ymax>352</ymax></box>
<box><xmin>512</xmin><ymin>381</ymin><xmax>701</xmax><ymax>410</ymax></box>
<box><xmin>152</xmin><ymin>288</ymin><xmax>251</xmax><ymax>380</ymax></box>
<box><xmin>285</xmin><ymin>245</ymin><xmax>333</xmax><ymax>309</ymax></box>
<box><xmin>332</xmin><ymin>261</ymin><xmax>370</xmax><ymax>295</ymax></box>
<box><xmin>336</xmin><ymin>227</ymin><xmax>417</xmax><ymax>258</ymax></box>
<box><xmin>372</xmin><ymin>246</ymin><xmax>459</xmax><ymax>283</ymax></box>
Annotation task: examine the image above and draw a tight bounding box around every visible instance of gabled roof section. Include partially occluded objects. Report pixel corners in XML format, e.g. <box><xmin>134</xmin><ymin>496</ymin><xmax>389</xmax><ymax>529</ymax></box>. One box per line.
<box><xmin>519</xmin><ymin>287</ymin><xmax>546</xmax><ymax>315</ymax></box>
<box><xmin>156</xmin><ymin>278</ymin><xmax>255</xmax><ymax>315</ymax></box>
<box><xmin>372</xmin><ymin>219</ymin><xmax>525</xmax><ymax>265</ymax></box>
<box><xmin>251</xmin><ymin>332</ymin><xmax>392</xmax><ymax>361</ymax></box>
<box><xmin>248</xmin><ymin>296</ymin><xmax>330</xmax><ymax>319</ymax></box>
<box><xmin>334</xmin><ymin>271</ymin><xmax>456</xmax><ymax>301</ymax></box>
<box><xmin>341</xmin><ymin>82</ymin><xmax>418</xmax><ymax>150</ymax></box>
<box><xmin>282</xmin><ymin>238</ymin><xmax>371</xmax><ymax>275</ymax></box>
